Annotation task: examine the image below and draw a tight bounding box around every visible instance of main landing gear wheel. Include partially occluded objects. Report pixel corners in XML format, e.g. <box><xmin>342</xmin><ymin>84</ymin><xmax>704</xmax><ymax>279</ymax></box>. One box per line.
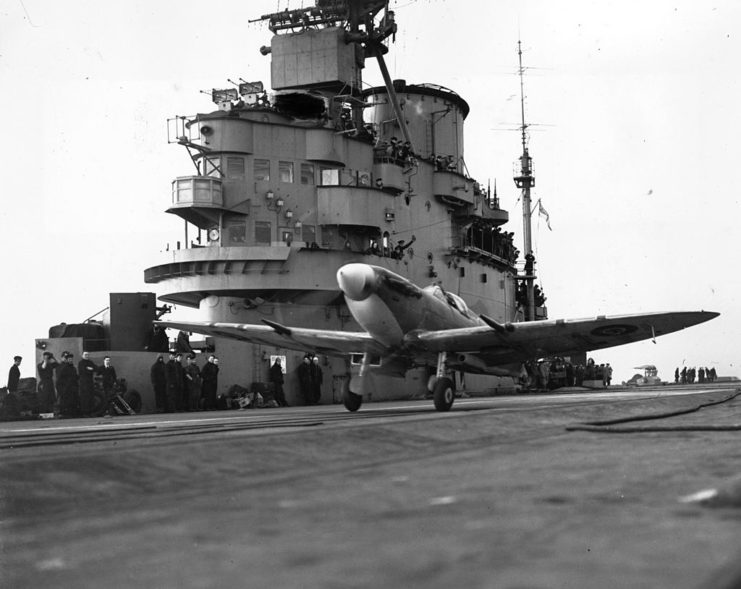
<box><xmin>433</xmin><ymin>377</ymin><xmax>455</xmax><ymax>412</ymax></box>
<box><xmin>343</xmin><ymin>390</ymin><xmax>363</xmax><ymax>412</ymax></box>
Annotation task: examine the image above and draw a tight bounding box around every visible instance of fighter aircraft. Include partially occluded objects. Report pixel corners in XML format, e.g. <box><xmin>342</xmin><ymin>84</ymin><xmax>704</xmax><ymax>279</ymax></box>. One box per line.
<box><xmin>156</xmin><ymin>263</ymin><xmax>718</xmax><ymax>412</ymax></box>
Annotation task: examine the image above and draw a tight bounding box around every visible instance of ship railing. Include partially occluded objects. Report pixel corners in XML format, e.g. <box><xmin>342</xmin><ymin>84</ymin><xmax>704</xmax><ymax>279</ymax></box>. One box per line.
<box><xmin>372</xmin><ymin>154</ymin><xmax>408</xmax><ymax>167</ymax></box>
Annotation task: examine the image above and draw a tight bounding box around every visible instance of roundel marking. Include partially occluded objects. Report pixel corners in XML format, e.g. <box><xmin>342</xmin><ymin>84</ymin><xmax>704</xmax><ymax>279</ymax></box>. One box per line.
<box><xmin>590</xmin><ymin>324</ymin><xmax>639</xmax><ymax>337</ymax></box>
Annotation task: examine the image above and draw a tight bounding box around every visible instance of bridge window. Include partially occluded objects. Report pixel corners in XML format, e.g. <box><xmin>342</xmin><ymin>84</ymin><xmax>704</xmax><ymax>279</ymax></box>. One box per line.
<box><xmin>254</xmin><ymin>159</ymin><xmax>270</xmax><ymax>182</ymax></box>
<box><xmin>319</xmin><ymin>167</ymin><xmax>340</xmax><ymax>186</ymax></box>
<box><xmin>279</xmin><ymin>161</ymin><xmax>294</xmax><ymax>183</ymax></box>
<box><xmin>227</xmin><ymin>222</ymin><xmax>246</xmax><ymax>244</ymax></box>
<box><xmin>300</xmin><ymin>163</ymin><xmax>315</xmax><ymax>185</ymax></box>
<box><xmin>255</xmin><ymin>220</ymin><xmax>271</xmax><ymax>244</ymax></box>
<box><xmin>226</xmin><ymin>156</ymin><xmax>245</xmax><ymax>178</ymax></box>
<box><xmin>280</xmin><ymin>227</ymin><xmax>293</xmax><ymax>244</ymax></box>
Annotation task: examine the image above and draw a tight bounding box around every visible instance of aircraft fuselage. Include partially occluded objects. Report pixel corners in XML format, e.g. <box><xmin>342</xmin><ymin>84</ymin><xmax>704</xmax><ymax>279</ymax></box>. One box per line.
<box><xmin>336</xmin><ymin>263</ymin><xmax>483</xmax><ymax>349</ymax></box>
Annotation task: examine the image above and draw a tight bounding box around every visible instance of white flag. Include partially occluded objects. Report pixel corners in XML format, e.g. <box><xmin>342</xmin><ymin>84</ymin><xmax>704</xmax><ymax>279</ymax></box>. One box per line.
<box><xmin>538</xmin><ymin>201</ymin><xmax>552</xmax><ymax>231</ymax></box>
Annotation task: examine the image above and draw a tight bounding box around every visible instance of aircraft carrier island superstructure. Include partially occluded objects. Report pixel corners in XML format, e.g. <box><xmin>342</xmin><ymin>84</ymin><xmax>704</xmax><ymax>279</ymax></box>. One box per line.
<box><xmin>144</xmin><ymin>1</ymin><xmax>545</xmax><ymax>402</ymax></box>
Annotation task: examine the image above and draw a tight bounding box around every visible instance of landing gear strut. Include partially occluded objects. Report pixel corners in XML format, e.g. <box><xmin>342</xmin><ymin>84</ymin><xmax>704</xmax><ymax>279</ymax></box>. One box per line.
<box><xmin>432</xmin><ymin>351</ymin><xmax>455</xmax><ymax>411</ymax></box>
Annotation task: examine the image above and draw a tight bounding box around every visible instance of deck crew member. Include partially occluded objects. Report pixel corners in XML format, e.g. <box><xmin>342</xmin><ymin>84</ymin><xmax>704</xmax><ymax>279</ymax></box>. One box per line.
<box><xmin>37</xmin><ymin>352</ymin><xmax>58</xmax><ymax>413</ymax></box>
<box><xmin>99</xmin><ymin>356</ymin><xmax>118</xmax><ymax>414</ymax></box>
<box><xmin>56</xmin><ymin>352</ymin><xmax>80</xmax><ymax>418</ymax></box>
<box><xmin>269</xmin><ymin>358</ymin><xmax>288</xmax><ymax>407</ymax></box>
<box><xmin>7</xmin><ymin>356</ymin><xmax>21</xmax><ymax>393</ymax></box>
<box><xmin>297</xmin><ymin>355</ymin><xmax>312</xmax><ymax>405</ymax></box>
<box><xmin>184</xmin><ymin>354</ymin><xmax>202</xmax><ymax>412</ymax></box>
<box><xmin>173</xmin><ymin>353</ymin><xmax>186</xmax><ymax>411</ymax></box>
<box><xmin>150</xmin><ymin>355</ymin><xmax>166</xmax><ymax>412</ymax></box>
<box><xmin>201</xmin><ymin>355</ymin><xmax>219</xmax><ymax>410</ymax></box>
<box><xmin>164</xmin><ymin>351</ymin><xmax>179</xmax><ymax>412</ymax></box>
<box><xmin>78</xmin><ymin>351</ymin><xmax>97</xmax><ymax>416</ymax></box>
<box><xmin>310</xmin><ymin>356</ymin><xmax>323</xmax><ymax>404</ymax></box>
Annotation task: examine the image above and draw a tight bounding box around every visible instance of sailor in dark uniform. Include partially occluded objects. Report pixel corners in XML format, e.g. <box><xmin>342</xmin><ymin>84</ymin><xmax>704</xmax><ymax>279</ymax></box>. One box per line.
<box><xmin>174</xmin><ymin>353</ymin><xmax>186</xmax><ymax>411</ymax></box>
<box><xmin>184</xmin><ymin>354</ymin><xmax>202</xmax><ymax>411</ymax></box>
<box><xmin>269</xmin><ymin>358</ymin><xmax>288</xmax><ymax>407</ymax></box>
<box><xmin>164</xmin><ymin>351</ymin><xmax>179</xmax><ymax>412</ymax></box>
<box><xmin>7</xmin><ymin>356</ymin><xmax>21</xmax><ymax>393</ymax></box>
<box><xmin>37</xmin><ymin>352</ymin><xmax>59</xmax><ymax>413</ymax></box>
<box><xmin>56</xmin><ymin>352</ymin><xmax>80</xmax><ymax>418</ymax></box>
<box><xmin>310</xmin><ymin>356</ymin><xmax>323</xmax><ymax>404</ymax></box>
<box><xmin>297</xmin><ymin>355</ymin><xmax>312</xmax><ymax>405</ymax></box>
<box><xmin>150</xmin><ymin>355</ymin><xmax>167</xmax><ymax>412</ymax></box>
<box><xmin>201</xmin><ymin>355</ymin><xmax>219</xmax><ymax>410</ymax></box>
<box><xmin>77</xmin><ymin>351</ymin><xmax>97</xmax><ymax>416</ymax></box>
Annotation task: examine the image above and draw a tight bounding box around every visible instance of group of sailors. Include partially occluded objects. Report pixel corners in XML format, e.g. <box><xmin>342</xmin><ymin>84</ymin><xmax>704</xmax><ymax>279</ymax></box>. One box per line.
<box><xmin>674</xmin><ymin>366</ymin><xmax>717</xmax><ymax>384</ymax></box>
<box><xmin>373</xmin><ymin>137</ymin><xmax>417</xmax><ymax>168</ymax></box>
<box><xmin>295</xmin><ymin>354</ymin><xmax>324</xmax><ymax>405</ymax></box>
<box><xmin>516</xmin><ymin>282</ymin><xmax>547</xmax><ymax>311</ymax></box>
<box><xmin>431</xmin><ymin>154</ymin><xmax>459</xmax><ymax>173</ymax></box>
<box><xmin>366</xmin><ymin>234</ymin><xmax>416</xmax><ymax>259</ymax></box>
<box><xmin>525</xmin><ymin>357</ymin><xmax>612</xmax><ymax>390</ymax></box>
<box><xmin>33</xmin><ymin>351</ymin><xmax>118</xmax><ymax>417</ymax></box>
<box><xmin>149</xmin><ymin>351</ymin><xmax>220</xmax><ymax>413</ymax></box>
<box><xmin>464</xmin><ymin>224</ymin><xmax>519</xmax><ymax>265</ymax></box>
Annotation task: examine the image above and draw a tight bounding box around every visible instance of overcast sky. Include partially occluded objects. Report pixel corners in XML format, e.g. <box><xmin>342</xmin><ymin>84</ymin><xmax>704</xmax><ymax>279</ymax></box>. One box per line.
<box><xmin>1</xmin><ymin>0</ymin><xmax>738</xmax><ymax>383</ymax></box>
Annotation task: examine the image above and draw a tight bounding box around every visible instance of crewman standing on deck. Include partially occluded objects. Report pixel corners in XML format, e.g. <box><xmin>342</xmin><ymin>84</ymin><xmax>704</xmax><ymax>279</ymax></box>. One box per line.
<box><xmin>150</xmin><ymin>355</ymin><xmax>166</xmax><ymax>412</ymax></box>
<box><xmin>78</xmin><ymin>352</ymin><xmax>97</xmax><ymax>417</ymax></box>
<box><xmin>310</xmin><ymin>356</ymin><xmax>323</xmax><ymax>404</ymax></box>
<box><xmin>37</xmin><ymin>352</ymin><xmax>58</xmax><ymax>414</ymax></box>
<box><xmin>7</xmin><ymin>356</ymin><xmax>22</xmax><ymax>394</ymax></box>
<box><xmin>164</xmin><ymin>351</ymin><xmax>179</xmax><ymax>412</ymax></box>
<box><xmin>174</xmin><ymin>353</ymin><xmax>185</xmax><ymax>411</ymax></box>
<box><xmin>56</xmin><ymin>352</ymin><xmax>80</xmax><ymax>418</ymax></box>
<box><xmin>297</xmin><ymin>355</ymin><xmax>312</xmax><ymax>405</ymax></box>
<box><xmin>269</xmin><ymin>358</ymin><xmax>288</xmax><ymax>407</ymax></box>
<box><xmin>184</xmin><ymin>354</ymin><xmax>202</xmax><ymax>412</ymax></box>
<box><xmin>201</xmin><ymin>355</ymin><xmax>219</xmax><ymax>410</ymax></box>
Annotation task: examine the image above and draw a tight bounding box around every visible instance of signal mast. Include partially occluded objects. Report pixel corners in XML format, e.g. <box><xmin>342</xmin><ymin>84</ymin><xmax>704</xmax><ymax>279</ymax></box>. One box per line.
<box><xmin>513</xmin><ymin>40</ymin><xmax>536</xmax><ymax>322</ymax></box>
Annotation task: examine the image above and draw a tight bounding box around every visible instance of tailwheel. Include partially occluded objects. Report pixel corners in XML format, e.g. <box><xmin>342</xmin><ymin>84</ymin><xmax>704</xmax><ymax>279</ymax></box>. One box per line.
<box><xmin>343</xmin><ymin>390</ymin><xmax>363</xmax><ymax>412</ymax></box>
<box><xmin>432</xmin><ymin>377</ymin><xmax>455</xmax><ymax>412</ymax></box>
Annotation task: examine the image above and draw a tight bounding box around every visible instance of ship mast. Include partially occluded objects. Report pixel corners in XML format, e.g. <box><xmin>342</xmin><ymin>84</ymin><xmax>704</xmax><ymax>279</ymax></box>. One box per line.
<box><xmin>513</xmin><ymin>40</ymin><xmax>536</xmax><ymax>322</ymax></box>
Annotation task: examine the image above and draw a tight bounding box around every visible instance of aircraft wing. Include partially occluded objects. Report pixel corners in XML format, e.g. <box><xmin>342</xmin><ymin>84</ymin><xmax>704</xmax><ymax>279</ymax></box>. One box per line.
<box><xmin>155</xmin><ymin>320</ymin><xmax>388</xmax><ymax>357</ymax></box>
<box><xmin>405</xmin><ymin>311</ymin><xmax>719</xmax><ymax>365</ymax></box>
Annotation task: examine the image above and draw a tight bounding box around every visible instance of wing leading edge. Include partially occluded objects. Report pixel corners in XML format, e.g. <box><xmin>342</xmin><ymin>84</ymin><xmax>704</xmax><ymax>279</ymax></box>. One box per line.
<box><xmin>405</xmin><ymin>311</ymin><xmax>719</xmax><ymax>364</ymax></box>
<box><xmin>154</xmin><ymin>320</ymin><xmax>388</xmax><ymax>357</ymax></box>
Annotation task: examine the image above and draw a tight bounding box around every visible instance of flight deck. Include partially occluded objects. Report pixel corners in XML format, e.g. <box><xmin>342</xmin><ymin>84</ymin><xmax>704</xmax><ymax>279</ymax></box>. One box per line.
<box><xmin>3</xmin><ymin>384</ymin><xmax>741</xmax><ymax>589</ymax></box>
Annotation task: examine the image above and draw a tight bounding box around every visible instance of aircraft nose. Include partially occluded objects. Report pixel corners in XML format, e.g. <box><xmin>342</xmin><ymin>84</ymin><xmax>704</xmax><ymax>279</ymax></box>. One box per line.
<box><xmin>337</xmin><ymin>264</ymin><xmax>376</xmax><ymax>301</ymax></box>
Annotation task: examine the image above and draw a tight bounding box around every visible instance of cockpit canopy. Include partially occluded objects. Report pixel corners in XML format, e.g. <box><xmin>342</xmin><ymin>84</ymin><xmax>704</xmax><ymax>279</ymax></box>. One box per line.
<box><xmin>424</xmin><ymin>285</ymin><xmax>472</xmax><ymax>318</ymax></box>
